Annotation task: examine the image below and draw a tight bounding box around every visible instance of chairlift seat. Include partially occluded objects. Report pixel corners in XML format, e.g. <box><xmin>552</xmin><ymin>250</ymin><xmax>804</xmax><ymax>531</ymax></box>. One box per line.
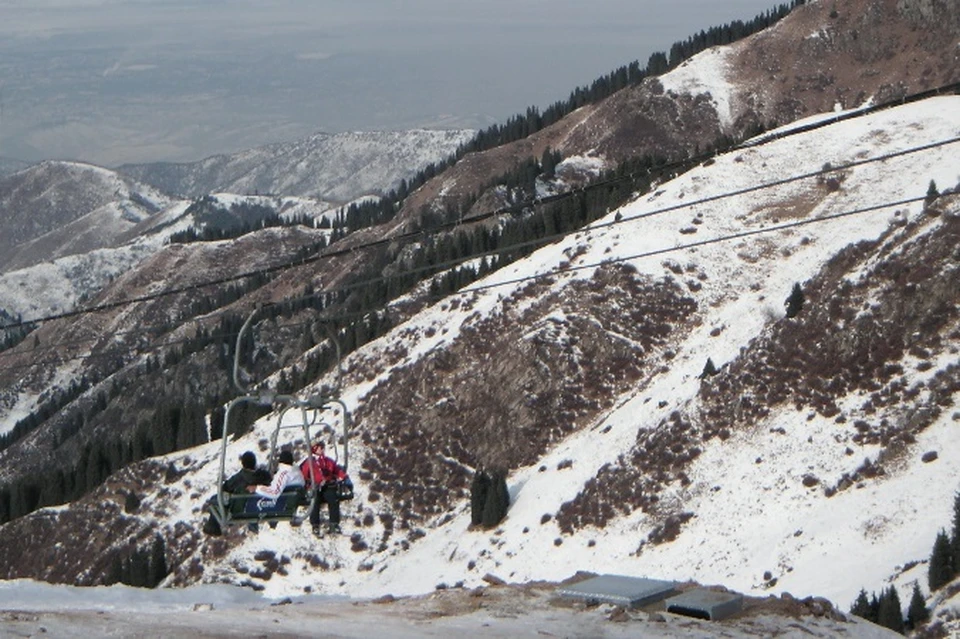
<box><xmin>224</xmin><ymin>486</ymin><xmax>308</xmax><ymax>521</ymax></box>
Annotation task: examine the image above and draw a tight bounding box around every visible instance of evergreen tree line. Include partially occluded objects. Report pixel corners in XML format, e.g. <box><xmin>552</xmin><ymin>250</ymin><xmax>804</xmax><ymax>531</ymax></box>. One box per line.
<box><xmin>270</xmin><ymin>308</ymin><xmax>395</xmax><ymax>396</ymax></box>
<box><xmin>849</xmin><ymin>584</ymin><xmax>924</xmax><ymax>634</ymax></box>
<box><xmin>2</xmin><ymin>265</ymin><xmax>306</xmax><ymax>459</ymax></box>
<box><xmin>105</xmin><ymin>534</ymin><xmax>169</xmax><ymax>588</ymax></box>
<box><xmin>210</xmin><ymin>155</ymin><xmax>460</xmax><ymax>246</ymax></box>
<box><xmin>300</xmin><ymin>152</ymin><xmax>649</xmax><ymax>334</ymax></box>
<box><xmin>0</xmin><ymin>377</ymin><xmax>91</xmax><ymax>453</ymax></box>
<box><xmin>0</xmin><ymin>311</ymin><xmax>283</xmax><ymax>524</ymax></box>
<box><xmin>169</xmin><ymin>197</ymin><xmax>318</xmax><ymax>244</ymax></box>
<box><xmin>459</xmin><ymin>1</ymin><xmax>803</xmax><ymax>156</ymax></box>
<box><xmin>0</xmin><ymin>383</ymin><xmax>270</xmax><ymax>524</ymax></box>
<box><xmin>470</xmin><ymin>468</ymin><xmax>511</xmax><ymax>529</ymax></box>
<box><xmin>0</xmin><ymin>309</ymin><xmax>35</xmax><ymax>353</ymax></box>
<box><xmin>184</xmin><ymin>272</ymin><xmax>273</xmax><ymax>319</ymax></box>
<box><xmin>0</xmin><ymin>394</ymin><xmax>227</xmax><ymax>524</ymax></box>
<box><xmin>666</xmin><ymin>6</ymin><xmax>796</xmax><ymax>68</ymax></box>
<box><xmin>850</xmin><ymin>491</ymin><xmax>960</xmax><ymax>634</ymax></box>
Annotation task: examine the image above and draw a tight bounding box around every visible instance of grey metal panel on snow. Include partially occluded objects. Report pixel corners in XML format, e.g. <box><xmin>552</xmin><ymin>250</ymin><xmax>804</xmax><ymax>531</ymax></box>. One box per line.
<box><xmin>665</xmin><ymin>588</ymin><xmax>744</xmax><ymax>621</ymax></box>
<box><xmin>556</xmin><ymin>574</ymin><xmax>677</xmax><ymax>607</ymax></box>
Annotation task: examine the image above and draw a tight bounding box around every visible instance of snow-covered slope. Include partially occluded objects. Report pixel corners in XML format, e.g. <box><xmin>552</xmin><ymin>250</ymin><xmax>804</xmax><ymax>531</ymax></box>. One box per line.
<box><xmin>78</xmin><ymin>97</ymin><xmax>956</xmax><ymax>624</ymax></box>
<box><xmin>2</xmin><ymin>4</ymin><xmax>959</xmax><ymax>634</ymax></box>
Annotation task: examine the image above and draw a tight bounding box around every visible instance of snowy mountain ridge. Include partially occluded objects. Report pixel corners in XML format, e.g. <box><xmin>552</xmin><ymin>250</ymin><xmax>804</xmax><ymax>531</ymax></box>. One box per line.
<box><xmin>6</xmin><ymin>94</ymin><xmax>956</xmax><ymax>629</ymax></box>
<box><xmin>1</xmin><ymin>2</ymin><xmax>959</xmax><ymax>636</ymax></box>
<box><xmin>0</xmin><ymin>127</ymin><xmax>473</xmax><ymax>322</ymax></box>
<box><xmin>116</xmin><ymin>128</ymin><xmax>476</xmax><ymax>201</ymax></box>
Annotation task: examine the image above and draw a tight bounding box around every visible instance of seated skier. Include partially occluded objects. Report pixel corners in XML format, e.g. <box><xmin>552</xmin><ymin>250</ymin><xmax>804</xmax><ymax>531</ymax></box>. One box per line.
<box><xmin>246</xmin><ymin>449</ymin><xmax>305</xmax><ymax>497</ymax></box>
<box><xmin>300</xmin><ymin>440</ymin><xmax>352</xmax><ymax>535</ymax></box>
<box><xmin>202</xmin><ymin>450</ymin><xmax>272</xmax><ymax>536</ymax></box>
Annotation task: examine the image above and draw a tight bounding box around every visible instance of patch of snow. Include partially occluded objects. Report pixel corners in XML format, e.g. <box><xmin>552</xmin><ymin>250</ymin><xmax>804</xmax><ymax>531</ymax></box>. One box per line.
<box><xmin>659</xmin><ymin>47</ymin><xmax>736</xmax><ymax>129</ymax></box>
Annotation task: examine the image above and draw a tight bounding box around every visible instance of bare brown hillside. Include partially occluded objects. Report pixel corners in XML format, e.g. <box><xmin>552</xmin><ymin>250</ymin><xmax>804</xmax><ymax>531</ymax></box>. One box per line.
<box><xmin>730</xmin><ymin>0</ymin><xmax>960</xmax><ymax>128</ymax></box>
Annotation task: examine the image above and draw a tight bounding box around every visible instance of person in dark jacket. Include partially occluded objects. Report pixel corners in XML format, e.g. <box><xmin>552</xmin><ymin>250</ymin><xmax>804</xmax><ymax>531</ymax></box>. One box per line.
<box><xmin>300</xmin><ymin>441</ymin><xmax>351</xmax><ymax>535</ymax></box>
<box><xmin>202</xmin><ymin>451</ymin><xmax>272</xmax><ymax>536</ymax></box>
<box><xmin>224</xmin><ymin>451</ymin><xmax>272</xmax><ymax>493</ymax></box>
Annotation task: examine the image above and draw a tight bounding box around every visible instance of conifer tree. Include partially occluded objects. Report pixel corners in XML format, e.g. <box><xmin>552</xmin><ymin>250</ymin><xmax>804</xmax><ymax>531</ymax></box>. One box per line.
<box><xmin>876</xmin><ymin>585</ymin><xmax>903</xmax><ymax>634</ymax></box>
<box><xmin>647</xmin><ymin>51</ymin><xmax>669</xmax><ymax>75</ymax></box>
<box><xmin>124</xmin><ymin>491</ymin><xmax>141</xmax><ymax>514</ymax></box>
<box><xmin>126</xmin><ymin>547</ymin><xmax>150</xmax><ymax>588</ymax></box>
<box><xmin>906</xmin><ymin>583</ymin><xmax>929</xmax><ymax>630</ymax></box>
<box><xmin>785</xmin><ymin>282</ymin><xmax>805</xmax><ymax>318</ymax></box>
<box><xmin>925</xmin><ymin>179</ymin><xmax>939</xmax><ymax>206</ymax></box>
<box><xmin>929</xmin><ymin>529</ymin><xmax>955</xmax><ymax>591</ymax></box>
<box><xmin>540</xmin><ymin>147</ymin><xmax>560</xmax><ymax>178</ymax></box>
<box><xmin>149</xmin><ymin>534</ymin><xmax>168</xmax><ymax>588</ymax></box>
<box><xmin>107</xmin><ymin>554</ymin><xmax>123</xmax><ymax>586</ymax></box>
<box><xmin>481</xmin><ymin>468</ymin><xmax>510</xmax><ymax>528</ymax></box>
<box><xmin>869</xmin><ymin>592</ymin><xmax>880</xmax><ymax>623</ymax></box>
<box><xmin>700</xmin><ymin>358</ymin><xmax>718</xmax><ymax>378</ymax></box>
<box><xmin>470</xmin><ymin>470</ymin><xmax>491</xmax><ymax>527</ymax></box>
<box><xmin>850</xmin><ymin>588</ymin><xmax>872</xmax><ymax>620</ymax></box>
<box><xmin>952</xmin><ymin>490</ymin><xmax>960</xmax><ymax>573</ymax></box>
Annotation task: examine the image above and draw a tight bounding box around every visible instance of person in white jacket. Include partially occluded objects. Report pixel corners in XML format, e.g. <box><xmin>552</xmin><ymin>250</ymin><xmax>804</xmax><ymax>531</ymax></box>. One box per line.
<box><xmin>246</xmin><ymin>449</ymin><xmax>305</xmax><ymax>498</ymax></box>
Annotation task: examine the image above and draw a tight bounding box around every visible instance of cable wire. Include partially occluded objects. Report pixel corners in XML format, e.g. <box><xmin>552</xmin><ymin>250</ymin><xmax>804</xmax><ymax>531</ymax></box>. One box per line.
<box><xmin>0</xmin><ymin>188</ymin><xmax>945</xmax><ymax>375</ymax></box>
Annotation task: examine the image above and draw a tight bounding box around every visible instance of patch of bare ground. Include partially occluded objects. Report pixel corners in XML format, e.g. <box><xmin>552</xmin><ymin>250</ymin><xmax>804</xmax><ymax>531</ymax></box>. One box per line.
<box><xmin>354</xmin><ymin>264</ymin><xmax>697</xmax><ymax>531</ymax></box>
<box><xmin>752</xmin><ymin>190</ymin><xmax>824</xmax><ymax>223</ymax></box>
<box><xmin>730</xmin><ymin>0</ymin><xmax>960</xmax><ymax>130</ymax></box>
<box><xmin>392</xmin><ymin>577</ymin><xmax>849</xmax><ymax>630</ymax></box>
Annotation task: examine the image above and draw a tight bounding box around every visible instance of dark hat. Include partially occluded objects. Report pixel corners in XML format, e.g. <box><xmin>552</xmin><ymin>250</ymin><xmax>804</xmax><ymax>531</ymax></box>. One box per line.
<box><xmin>239</xmin><ymin>451</ymin><xmax>257</xmax><ymax>469</ymax></box>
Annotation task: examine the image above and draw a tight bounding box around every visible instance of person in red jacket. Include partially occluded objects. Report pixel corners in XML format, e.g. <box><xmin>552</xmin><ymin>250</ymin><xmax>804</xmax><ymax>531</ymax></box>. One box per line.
<box><xmin>300</xmin><ymin>441</ymin><xmax>350</xmax><ymax>535</ymax></box>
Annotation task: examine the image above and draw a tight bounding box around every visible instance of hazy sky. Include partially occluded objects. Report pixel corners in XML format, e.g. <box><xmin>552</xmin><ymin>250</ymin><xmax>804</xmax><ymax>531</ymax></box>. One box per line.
<box><xmin>0</xmin><ymin>0</ymin><xmax>782</xmax><ymax>166</ymax></box>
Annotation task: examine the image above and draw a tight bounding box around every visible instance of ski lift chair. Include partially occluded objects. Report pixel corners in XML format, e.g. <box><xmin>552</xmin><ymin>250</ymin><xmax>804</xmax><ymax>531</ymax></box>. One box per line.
<box><xmin>205</xmin><ymin>305</ymin><xmax>351</xmax><ymax>531</ymax></box>
<box><xmin>208</xmin><ymin>394</ymin><xmax>351</xmax><ymax>530</ymax></box>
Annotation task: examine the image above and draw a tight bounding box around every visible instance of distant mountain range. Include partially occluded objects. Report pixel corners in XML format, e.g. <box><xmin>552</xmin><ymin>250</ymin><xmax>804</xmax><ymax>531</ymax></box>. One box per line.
<box><xmin>0</xmin><ymin>161</ymin><xmax>175</xmax><ymax>273</ymax></box>
<box><xmin>115</xmin><ymin>129</ymin><xmax>476</xmax><ymax>201</ymax></box>
<box><xmin>0</xmin><ymin>158</ymin><xmax>29</xmax><ymax>178</ymax></box>
<box><xmin>0</xmin><ymin>128</ymin><xmax>474</xmax><ymax>321</ymax></box>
